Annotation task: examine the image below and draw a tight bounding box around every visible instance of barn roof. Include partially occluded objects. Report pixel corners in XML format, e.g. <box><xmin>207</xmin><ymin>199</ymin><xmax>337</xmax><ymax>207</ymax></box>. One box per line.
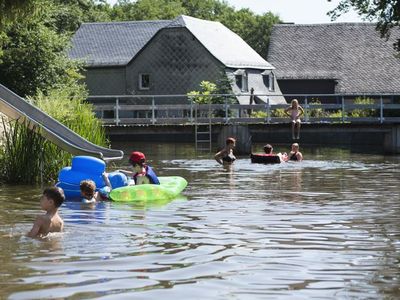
<box><xmin>267</xmin><ymin>23</ymin><xmax>400</xmax><ymax>93</ymax></box>
<box><xmin>69</xmin><ymin>15</ymin><xmax>273</xmax><ymax>70</ymax></box>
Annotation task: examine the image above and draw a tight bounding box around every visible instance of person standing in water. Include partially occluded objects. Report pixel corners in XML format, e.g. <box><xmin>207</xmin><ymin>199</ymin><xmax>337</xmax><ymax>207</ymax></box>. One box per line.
<box><xmin>285</xmin><ymin>99</ymin><xmax>304</xmax><ymax>140</ymax></box>
<box><xmin>215</xmin><ymin>137</ymin><xmax>236</xmax><ymax>165</ymax></box>
<box><xmin>288</xmin><ymin>143</ymin><xmax>303</xmax><ymax>162</ymax></box>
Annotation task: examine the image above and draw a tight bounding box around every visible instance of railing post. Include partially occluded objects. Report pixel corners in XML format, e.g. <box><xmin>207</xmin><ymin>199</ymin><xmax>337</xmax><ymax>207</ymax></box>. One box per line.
<box><xmin>266</xmin><ymin>97</ymin><xmax>271</xmax><ymax>124</ymax></box>
<box><xmin>304</xmin><ymin>97</ymin><xmax>309</xmax><ymax>123</ymax></box>
<box><xmin>380</xmin><ymin>95</ymin><xmax>384</xmax><ymax>124</ymax></box>
<box><xmin>189</xmin><ymin>97</ymin><xmax>193</xmax><ymax>124</ymax></box>
<box><xmin>151</xmin><ymin>96</ymin><xmax>155</xmax><ymax>125</ymax></box>
<box><xmin>225</xmin><ymin>95</ymin><xmax>229</xmax><ymax>124</ymax></box>
<box><xmin>115</xmin><ymin>98</ymin><xmax>120</xmax><ymax>125</ymax></box>
<box><xmin>341</xmin><ymin>96</ymin><xmax>345</xmax><ymax>123</ymax></box>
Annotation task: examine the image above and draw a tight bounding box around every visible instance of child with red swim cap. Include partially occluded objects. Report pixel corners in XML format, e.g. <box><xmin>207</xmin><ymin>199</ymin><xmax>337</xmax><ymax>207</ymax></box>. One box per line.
<box><xmin>119</xmin><ymin>151</ymin><xmax>160</xmax><ymax>185</ymax></box>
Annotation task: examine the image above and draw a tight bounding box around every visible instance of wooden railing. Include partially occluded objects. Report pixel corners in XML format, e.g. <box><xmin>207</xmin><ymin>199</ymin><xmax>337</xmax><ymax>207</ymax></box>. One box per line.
<box><xmin>87</xmin><ymin>94</ymin><xmax>400</xmax><ymax>125</ymax></box>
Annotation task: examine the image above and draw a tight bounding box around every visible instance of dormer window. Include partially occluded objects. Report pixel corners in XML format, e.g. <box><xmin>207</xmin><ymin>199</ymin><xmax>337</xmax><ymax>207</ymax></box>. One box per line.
<box><xmin>262</xmin><ymin>70</ymin><xmax>275</xmax><ymax>92</ymax></box>
<box><xmin>139</xmin><ymin>73</ymin><xmax>150</xmax><ymax>90</ymax></box>
<box><xmin>234</xmin><ymin>69</ymin><xmax>248</xmax><ymax>92</ymax></box>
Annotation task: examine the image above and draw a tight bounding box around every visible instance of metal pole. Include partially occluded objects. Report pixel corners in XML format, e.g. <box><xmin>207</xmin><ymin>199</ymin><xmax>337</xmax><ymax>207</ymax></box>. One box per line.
<box><xmin>341</xmin><ymin>96</ymin><xmax>345</xmax><ymax>123</ymax></box>
<box><xmin>152</xmin><ymin>96</ymin><xmax>155</xmax><ymax>125</ymax></box>
<box><xmin>224</xmin><ymin>95</ymin><xmax>228</xmax><ymax>124</ymax></box>
<box><xmin>380</xmin><ymin>95</ymin><xmax>384</xmax><ymax>124</ymax></box>
<box><xmin>266</xmin><ymin>97</ymin><xmax>271</xmax><ymax>124</ymax></box>
<box><xmin>304</xmin><ymin>97</ymin><xmax>309</xmax><ymax>122</ymax></box>
<box><xmin>115</xmin><ymin>98</ymin><xmax>120</xmax><ymax>125</ymax></box>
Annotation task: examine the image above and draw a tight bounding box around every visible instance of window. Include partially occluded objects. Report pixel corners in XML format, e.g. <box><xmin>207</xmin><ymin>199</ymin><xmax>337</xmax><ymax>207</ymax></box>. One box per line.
<box><xmin>139</xmin><ymin>74</ymin><xmax>150</xmax><ymax>90</ymax></box>
<box><xmin>234</xmin><ymin>69</ymin><xmax>248</xmax><ymax>92</ymax></box>
<box><xmin>262</xmin><ymin>70</ymin><xmax>275</xmax><ymax>92</ymax></box>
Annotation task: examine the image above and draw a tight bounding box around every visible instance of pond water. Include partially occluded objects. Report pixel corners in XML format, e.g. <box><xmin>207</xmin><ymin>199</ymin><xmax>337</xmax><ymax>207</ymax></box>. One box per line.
<box><xmin>1</xmin><ymin>143</ymin><xmax>400</xmax><ymax>299</ymax></box>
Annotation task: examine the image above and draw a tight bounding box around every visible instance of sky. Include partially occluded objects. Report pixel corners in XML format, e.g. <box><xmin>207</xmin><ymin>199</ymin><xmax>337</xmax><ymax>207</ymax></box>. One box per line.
<box><xmin>105</xmin><ymin>0</ymin><xmax>368</xmax><ymax>24</ymax></box>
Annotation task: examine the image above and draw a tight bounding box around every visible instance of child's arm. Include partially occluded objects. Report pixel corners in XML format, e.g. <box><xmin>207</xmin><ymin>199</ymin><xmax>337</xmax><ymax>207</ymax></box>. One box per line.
<box><xmin>102</xmin><ymin>172</ymin><xmax>112</xmax><ymax>188</ymax></box>
<box><xmin>118</xmin><ymin>169</ymin><xmax>134</xmax><ymax>177</ymax></box>
<box><xmin>26</xmin><ymin>216</ymin><xmax>44</xmax><ymax>238</ymax></box>
<box><xmin>298</xmin><ymin>106</ymin><xmax>304</xmax><ymax>117</ymax></box>
<box><xmin>214</xmin><ymin>150</ymin><xmax>225</xmax><ymax>165</ymax></box>
<box><xmin>284</xmin><ymin>106</ymin><xmax>291</xmax><ymax>116</ymax></box>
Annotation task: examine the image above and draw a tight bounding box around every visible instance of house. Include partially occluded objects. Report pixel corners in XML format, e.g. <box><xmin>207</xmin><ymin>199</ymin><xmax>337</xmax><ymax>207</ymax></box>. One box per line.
<box><xmin>267</xmin><ymin>23</ymin><xmax>400</xmax><ymax>102</ymax></box>
<box><xmin>69</xmin><ymin>15</ymin><xmax>286</xmax><ymax>105</ymax></box>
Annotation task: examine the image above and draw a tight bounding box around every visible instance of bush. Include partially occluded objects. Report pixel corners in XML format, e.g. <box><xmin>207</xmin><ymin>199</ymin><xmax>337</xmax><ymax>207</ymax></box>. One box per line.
<box><xmin>349</xmin><ymin>97</ymin><xmax>377</xmax><ymax>118</ymax></box>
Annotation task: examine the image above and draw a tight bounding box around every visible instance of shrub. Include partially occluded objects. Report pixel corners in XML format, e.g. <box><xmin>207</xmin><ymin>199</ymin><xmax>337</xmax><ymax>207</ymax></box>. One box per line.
<box><xmin>349</xmin><ymin>97</ymin><xmax>377</xmax><ymax>118</ymax></box>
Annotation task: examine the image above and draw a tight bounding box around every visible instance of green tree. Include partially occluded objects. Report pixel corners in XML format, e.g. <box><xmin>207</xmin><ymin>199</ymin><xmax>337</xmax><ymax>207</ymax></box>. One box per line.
<box><xmin>0</xmin><ymin>0</ymin><xmax>38</xmax><ymax>27</ymax></box>
<box><xmin>0</xmin><ymin>20</ymin><xmax>80</xmax><ymax>97</ymax></box>
<box><xmin>328</xmin><ymin>0</ymin><xmax>400</xmax><ymax>51</ymax></box>
<box><xmin>219</xmin><ymin>8</ymin><xmax>280</xmax><ymax>57</ymax></box>
<box><xmin>111</xmin><ymin>0</ymin><xmax>185</xmax><ymax>21</ymax></box>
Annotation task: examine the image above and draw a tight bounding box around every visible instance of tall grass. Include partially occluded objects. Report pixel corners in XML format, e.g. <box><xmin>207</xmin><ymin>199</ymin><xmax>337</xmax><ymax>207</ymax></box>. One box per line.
<box><xmin>0</xmin><ymin>84</ymin><xmax>109</xmax><ymax>184</ymax></box>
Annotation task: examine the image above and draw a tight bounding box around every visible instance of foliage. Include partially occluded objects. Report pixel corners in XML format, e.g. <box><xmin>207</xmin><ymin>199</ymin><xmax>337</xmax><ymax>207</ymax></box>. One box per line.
<box><xmin>219</xmin><ymin>8</ymin><xmax>280</xmax><ymax>57</ymax></box>
<box><xmin>0</xmin><ymin>83</ymin><xmax>108</xmax><ymax>184</ymax></box>
<box><xmin>0</xmin><ymin>21</ymin><xmax>80</xmax><ymax>97</ymax></box>
<box><xmin>0</xmin><ymin>118</ymin><xmax>48</xmax><ymax>184</ymax></box>
<box><xmin>349</xmin><ymin>97</ymin><xmax>377</xmax><ymax>117</ymax></box>
<box><xmin>250</xmin><ymin>110</ymin><xmax>267</xmax><ymax>118</ymax></box>
<box><xmin>308</xmin><ymin>99</ymin><xmax>328</xmax><ymax>118</ymax></box>
<box><xmin>328</xmin><ymin>0</ymin><xmax>400</xmax><ymax>51</ymax></box>
<box><xmin>188</xmin><ymin>81</ymin><xmax>217</xmax><ymax>104</ymax></box>
<box><xmin>0</xmin><ymin>0</ymin><xmax>39</xmax><ymax>28</ymax></box>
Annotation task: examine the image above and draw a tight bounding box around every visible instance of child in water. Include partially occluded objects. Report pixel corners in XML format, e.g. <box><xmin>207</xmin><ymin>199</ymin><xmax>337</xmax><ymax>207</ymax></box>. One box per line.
<box><xmin>215</xmin><ymin>137</ymin><xmax>236</xmax><ymax>165</ymax></box>
<box><xmin>288</xmin><ymin>143</ymin><xmax>303</xmax><ymax>162</ymax></box>
<box><xmin>119</xmin><ymin>151</ymin><xmax>160</xmax><ymax>185</ymax></box>
<box><xmin>80</xmin><ymin>179</ymin><xmax>98</xmax><ymax>204</ymax></box>
<box><xmin>27</xmin><ymin>187</ymin><xmax>65</xmax><ymax>238</ymax></box>
<box><xmin>285</xmin><ymin>99</ymin><xmax>304</xmax><ymax>140</ymax></box>
<box><xmin>263</xmin><ymin>143</ymin><xmax>288</xmax><ymax>162</ymax></box>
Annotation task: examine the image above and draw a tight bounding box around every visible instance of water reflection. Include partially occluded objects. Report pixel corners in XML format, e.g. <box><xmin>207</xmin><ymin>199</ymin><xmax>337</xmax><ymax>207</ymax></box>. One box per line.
<box><xmin>0</xmin><ymin>144</ymin><xmax>399</xmax><ymax>299</ymax></box>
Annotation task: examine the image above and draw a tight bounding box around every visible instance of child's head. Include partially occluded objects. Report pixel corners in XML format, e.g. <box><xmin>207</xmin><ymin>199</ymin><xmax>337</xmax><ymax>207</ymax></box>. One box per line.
<box><xmin>42</xmin><ymin>187</ymin><xmax>65</xmax><ymax>208</ymax></box>
<box><xmin>129</xmin><ymin>151</ymin><xmax>146</xmax><ymax>166</ymax></box>
<box><xmin>80</xmin><ymin>180</ymin><xmax>96</xmax><ymax>200</ymax></box>
<box><xmin>291</xmin><ymin>143</ymin><xmax>299</xmax><ymax>151</ymax></box>
<box><xmin>263</xmin><ymin>144</ymin><xmax>273</xmax><ymax>154</ymax></box>
<box><xmin>226</xmin><ymin>137</ymin><xmax>236</xmax><ymax>147</ymax></box>
<box><xmin>291</xmin><ymin>99</ymin><xmax>299</xmax><ymax>108</ymax></box>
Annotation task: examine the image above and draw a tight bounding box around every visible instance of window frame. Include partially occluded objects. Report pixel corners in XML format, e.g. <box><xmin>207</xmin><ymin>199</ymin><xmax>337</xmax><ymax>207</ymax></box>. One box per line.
<box><xmin>138</xmin><ymin>73</ymin><xmax>150</xmax><ymax>90</ymax></box>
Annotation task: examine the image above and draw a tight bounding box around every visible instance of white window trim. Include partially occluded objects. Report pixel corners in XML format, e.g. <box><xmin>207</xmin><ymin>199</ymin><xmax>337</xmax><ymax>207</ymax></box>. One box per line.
<box><xmin>139</xmin><ymin>73</ymin><xmax>150</xmax><ymax>90</ymax></box>
<box><xmin>269</xmin><ymin>72</ymin><xmax>275</xmax><ymax>92</ymax></box>
<box><xmin>235</xmin><ymin>70</ymin><xmax>248</xmax><ymax>92</ymax></box>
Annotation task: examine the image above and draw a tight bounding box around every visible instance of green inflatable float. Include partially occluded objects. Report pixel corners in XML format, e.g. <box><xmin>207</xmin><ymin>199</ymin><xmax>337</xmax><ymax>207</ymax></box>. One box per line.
<box><xmin>110</xmin><ymin>176</ymin><xmax>188</xmax><ymax>202</ymax></box>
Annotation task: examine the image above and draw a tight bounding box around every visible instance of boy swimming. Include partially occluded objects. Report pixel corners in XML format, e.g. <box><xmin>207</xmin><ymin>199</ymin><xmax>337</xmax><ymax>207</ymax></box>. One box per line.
<box><xmin>27</xmin><ymin>187</ymin><xmax>65</xmax><ymax>238</ymax></box>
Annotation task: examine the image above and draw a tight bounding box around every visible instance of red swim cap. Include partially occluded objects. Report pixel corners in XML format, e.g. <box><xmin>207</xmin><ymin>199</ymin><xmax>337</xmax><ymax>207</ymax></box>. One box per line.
<box><xmin>129</xmin><ymin>151</ymin><xmax>146</xmax><ymax>164</ymax></box>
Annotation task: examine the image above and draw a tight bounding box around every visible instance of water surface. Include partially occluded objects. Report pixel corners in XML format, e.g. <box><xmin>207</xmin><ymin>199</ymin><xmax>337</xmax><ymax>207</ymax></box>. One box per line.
<box><xmin>1</xmin><ymin>143</ymin><xmax>399</xmax><ymax>299</ymax></box>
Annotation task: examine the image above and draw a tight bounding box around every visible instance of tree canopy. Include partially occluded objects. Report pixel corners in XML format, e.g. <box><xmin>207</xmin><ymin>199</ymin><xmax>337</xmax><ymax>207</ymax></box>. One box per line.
<box><xmin>328</xmin><ymin>0</ymin><xmax>400</xmax><ymax>51</ymax></box>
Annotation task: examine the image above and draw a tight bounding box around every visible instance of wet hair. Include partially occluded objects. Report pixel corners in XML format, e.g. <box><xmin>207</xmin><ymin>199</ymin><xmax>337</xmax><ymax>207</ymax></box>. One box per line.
<box><xmin>263</xmin><ymin>144</ymin><xmax>273</xmax><ymax>154</ymax></box>
<box><xmin>80</xmin><ymin>180</ymin><xmax>96</xmax><ymax>199</ymax></box>
<box><xmin>226</xmin><ymin>137</ymin><xmax>236</xmax><ymax>145</ymax></box>
<box><xmin>43</xmin><ymin>187</ymin><xmax>65</xmax><ymax>208</ymax></box>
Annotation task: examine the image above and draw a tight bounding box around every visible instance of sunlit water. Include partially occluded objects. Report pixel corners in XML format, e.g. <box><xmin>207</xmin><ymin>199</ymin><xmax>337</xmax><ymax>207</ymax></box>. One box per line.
<box><xmin>1</xmin><ymin>143</ymin><xmax>399</xmax><ymax>299</ymax></box>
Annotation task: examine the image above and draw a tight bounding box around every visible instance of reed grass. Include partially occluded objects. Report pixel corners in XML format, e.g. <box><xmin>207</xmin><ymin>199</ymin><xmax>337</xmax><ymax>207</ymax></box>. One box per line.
<box><xmin>0</xmin><ymin>84</ymin><xmax>109</xmax><ymax>184</ymax></box>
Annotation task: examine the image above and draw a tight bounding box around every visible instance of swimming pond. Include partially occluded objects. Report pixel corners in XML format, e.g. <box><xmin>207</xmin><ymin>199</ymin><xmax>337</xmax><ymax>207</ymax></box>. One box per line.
<box><xmin>1</xmin><ymin>143</ymin><xmax>399</xmax><ymax>299</ymax></box>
